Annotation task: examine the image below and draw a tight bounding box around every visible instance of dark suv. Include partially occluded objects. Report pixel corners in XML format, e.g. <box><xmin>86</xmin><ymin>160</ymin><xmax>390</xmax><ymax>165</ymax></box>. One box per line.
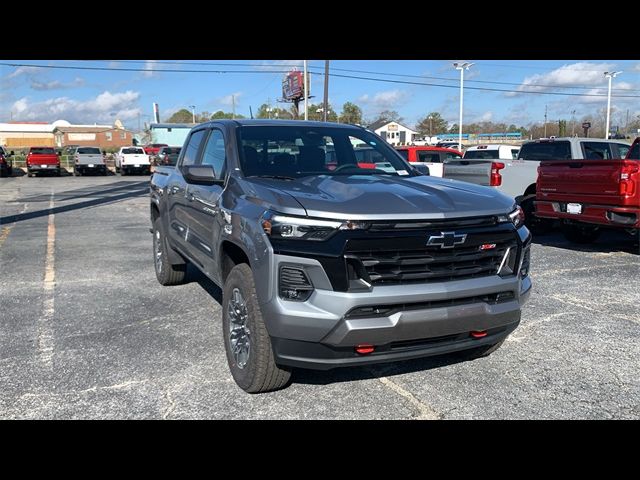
<box><xmin>0</xmin><ymin>147</ymin><xmax>13</xmax><ymax>177</ymax></box>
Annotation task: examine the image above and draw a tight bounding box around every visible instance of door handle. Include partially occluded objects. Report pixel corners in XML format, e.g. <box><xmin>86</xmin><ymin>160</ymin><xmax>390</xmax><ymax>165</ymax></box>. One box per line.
<box><xmin>168</xmin><ymin>185</ymin><xmax>180</xmax><ymax>195</ymax></box>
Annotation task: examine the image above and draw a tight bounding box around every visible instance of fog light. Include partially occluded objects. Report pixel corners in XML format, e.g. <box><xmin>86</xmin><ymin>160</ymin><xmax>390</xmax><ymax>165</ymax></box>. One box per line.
<box><xmin>279</xmin><ymin>266</ymin><xmax>313</xmax><ymax>302</ymax></box>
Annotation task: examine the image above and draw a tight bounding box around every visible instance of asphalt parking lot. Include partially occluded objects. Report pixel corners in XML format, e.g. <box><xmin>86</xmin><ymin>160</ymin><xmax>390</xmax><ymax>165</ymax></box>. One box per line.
<box><xmin>0</xmin><ymin>174</ymin><xmax>638</xmax><ymax>419</ymax></box>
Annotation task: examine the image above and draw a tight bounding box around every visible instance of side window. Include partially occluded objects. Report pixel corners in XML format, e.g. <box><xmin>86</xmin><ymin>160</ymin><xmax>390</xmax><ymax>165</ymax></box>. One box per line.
<box><xmin>200</xmin><ymin>129</ymin><xmax>226</xmax><ymax>178</ymax></box>
<box><xmin>181</xmin><ymin>129</ymin><xmax>207</xmax><ymax>166</ymax></box>
<box><xmin>417</xmin><ymin>151</ymin><xmax>440</xmax><ymax>163</ymax></box>
<box><xmin>616</xmin><ymin>144</ymin><xmax>630</xmax><ymax>159</ymax></box>
<box><xmin>444</xmin><ymin>152</ymin><xmax>462</xmax><ymax>160</ymax></box>
<box><xmin>627</xmin><ymin>142</ymin><xmax>639</xmax><ymax>159</ymax></box>
<box><xmin>582</xmin><ymin>142</ymin><xmax>612</xmax><ymax>160</ymax></box>
<box><xmin>511</xmin><ymin>149</ymin><xmax>519</xmax><ymax>159</ymax></box>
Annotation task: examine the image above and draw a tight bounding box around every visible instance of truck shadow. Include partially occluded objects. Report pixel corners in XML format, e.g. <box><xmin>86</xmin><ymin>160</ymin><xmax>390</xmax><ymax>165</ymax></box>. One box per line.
<box><xmin>531</xmin><ymin>229</ymin><xmax>639</xmax><ymax>255</ymax></box>
<box><xmin>1</xmin><ymin>181</ymin><xmax>148</xmax><ymax>225</ymax></box>
<box><xmin>292</xmin><ymin>352</ymin><xmax>471</xmax><ymax>386</ymax></box>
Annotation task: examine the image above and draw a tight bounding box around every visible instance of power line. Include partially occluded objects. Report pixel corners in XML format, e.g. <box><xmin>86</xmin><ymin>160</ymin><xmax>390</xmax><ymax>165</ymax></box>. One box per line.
<box><xmin>82</xmin><ymin>60</ymin><xmax>639</xmax><ymax>92</ymax></box>
<box><xmin>2</xmin><ymin>62</ymin><xmax>638</xmax><ymax>99</ymax></box>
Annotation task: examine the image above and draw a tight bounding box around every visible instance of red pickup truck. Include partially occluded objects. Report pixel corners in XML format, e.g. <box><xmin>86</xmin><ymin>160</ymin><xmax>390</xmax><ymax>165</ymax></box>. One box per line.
<box><xmin>143</xmin><ymin>143</ymin><xmax>168</xmax><ymax>156</ymax></box>
<box><xmin>535</xmin><ymin>137</ymin><xmax>639</xmax><ymax>243</ymax></box>
<box><xmin>27</xmin><ymin>147</ymin><xmax>61</xmax><ymax>177</ymax></box>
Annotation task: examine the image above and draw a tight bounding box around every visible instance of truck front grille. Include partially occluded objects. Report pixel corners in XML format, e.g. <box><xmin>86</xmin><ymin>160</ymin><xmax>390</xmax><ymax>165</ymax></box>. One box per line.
<box><xmin>345</xmin><ymin>234</ymin><xmax>517</xmax><ymax>286</ymax></box>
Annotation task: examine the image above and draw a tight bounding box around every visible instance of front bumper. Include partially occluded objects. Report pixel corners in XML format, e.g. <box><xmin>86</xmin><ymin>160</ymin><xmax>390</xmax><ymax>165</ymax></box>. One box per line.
<box><xmin>261</xmin><ymin>253</ymin><xmax>532</xmax><ymax>370</ymax></box>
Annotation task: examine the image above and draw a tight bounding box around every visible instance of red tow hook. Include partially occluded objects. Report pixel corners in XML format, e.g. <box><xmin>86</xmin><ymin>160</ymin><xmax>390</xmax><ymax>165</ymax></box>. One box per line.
<box><xmin>470</xmin><ymin>330</ymin><xmax>488</xmax><ymax>339</ymax></box>
<box><xmin>355</xmin><ymin>344</ymin><xmax>375</xmax><ymax>355</ymax></box>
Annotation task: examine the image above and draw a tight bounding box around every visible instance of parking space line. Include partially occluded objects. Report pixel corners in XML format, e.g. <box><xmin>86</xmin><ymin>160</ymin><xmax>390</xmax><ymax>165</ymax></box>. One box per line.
<box><xmin>38</xmin><ymin>193</ymin><xmax>56</xmax><ymax>369</ymax></box>
<box><xmin>375</xmin><ymin>374</ymin><xmax>441</xmax><ymax>420</ymax></box>
<box><xmin>0</xmin><ymin>226</ymin><xmax>11</xmax><ymax>248</ymax></box>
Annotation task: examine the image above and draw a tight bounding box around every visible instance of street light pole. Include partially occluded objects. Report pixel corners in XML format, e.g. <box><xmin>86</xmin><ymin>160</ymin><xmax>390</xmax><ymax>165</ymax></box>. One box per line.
<box><xmin>303</xmin><ymin>60</ymin><xmax>309</xmax><ymax>121</ymax></box>
<box><xmin>604</xmin><ymin>71</ymin><xmax>621</xmax><ymax>139</ymax></box>
<box><xmin>454</xmin><ymin>62</ymin><xmax>473</xmax><ymax>152</ymax></box>
<box><xmin>323</xmin><ymin>60</ymin><xmax>330</xmax><ymax>122</ymax></box>
<box><xmin>189</xmin><ymin>105</ymin><xmax>196</xmax><ymax>124</ymax></box>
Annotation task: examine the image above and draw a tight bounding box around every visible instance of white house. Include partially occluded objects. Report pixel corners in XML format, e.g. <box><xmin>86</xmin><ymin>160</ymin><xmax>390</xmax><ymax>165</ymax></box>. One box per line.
<box><xmin>368</xmin><ymin>120</ymin><xmax>418</xmax><ymax>146</ymax></box>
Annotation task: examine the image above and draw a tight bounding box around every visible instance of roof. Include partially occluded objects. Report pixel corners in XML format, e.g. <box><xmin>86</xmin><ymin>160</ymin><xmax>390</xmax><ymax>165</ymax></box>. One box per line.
<box><xmin>54</xmin><ymin>126</ymin><xmax>125</xmax><ymax>133</ymax></box>
<box><xmin>367</xmin><ymin>119</ymin><xmax>417</xmax><ymax>133</ymax></box>
<box><xmin>208</xmin><ymin>119</ymin><xmax>365</xmax><ymax>129</ymax></box>
<box><xmin>395</xmin><ymin>146</ymin><xmax>462</xmax><ymax>153</ymax></box>
<box><xmin>0</xmin><ymin>123</ymin><xmax>56</xmax><ymax>133</ymax></box>
<box><xmin>150</xmin><ymin>123</ymin><xmax>196</xmax><ymax>129</ymax></box>
<box><xmin>466</xmin><ymin>144</ymin><xmax>520</xmax><ymax>150</ymax></box>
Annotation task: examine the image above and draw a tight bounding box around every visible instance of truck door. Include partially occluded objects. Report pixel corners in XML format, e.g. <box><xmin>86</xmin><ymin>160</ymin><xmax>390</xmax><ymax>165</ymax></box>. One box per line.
<box><xmin>183</xmin><ymin>128</ymin><xmax>226</xmax><ymax>277</ymax></box>
<box><xmin>168</xmin><ymin>129</ymin><xmax>208</xmax><ymax>255</ymax></box>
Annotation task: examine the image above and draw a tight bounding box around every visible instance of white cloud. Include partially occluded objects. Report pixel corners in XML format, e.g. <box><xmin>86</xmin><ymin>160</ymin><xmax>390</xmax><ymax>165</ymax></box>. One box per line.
<box><xmin>219</xmin><ymin>92</ymin><xmax>243</xmax><ymax>106</ymax></box>
<box><xmin>507</xmin><ymin>62</ymin><xmax>615</xmax><ymax>97</ymax></box>
<box><xmin>7</xmin><ymin>66</ymin><xmax>42</xmax><ymax>79</ymax></box>
<box><xmin>143</xmin><ymin>60</ymin><xmax>158</xmax><ymax>78</ymax></box>
<box><xmin>476</xmin><ymin>111</ymin><xmax>493</xmax><ymax>122</ymax></box>
<box><xmin>254</xmin><ymin>60</ymin><xmax>303</xmax><ymax>71</ymax></box>
<box><xmin>30</xmin><ymin>77</ymin><xmax>85</xmax><ymax>91</ymax></box>
<box><xmin>10</xmin><ymin>90</ymin><xmax>141</xmax><ymax>125</ymax></box>
<box><xmin>358</xmin><ymin>89</ymin><xmax>409</xmax><ymax>109</ymax></box>
<box><xmin>633</xmin><ymin>63</ymin><xmax>640</xmax><ymax>72</ymax></box>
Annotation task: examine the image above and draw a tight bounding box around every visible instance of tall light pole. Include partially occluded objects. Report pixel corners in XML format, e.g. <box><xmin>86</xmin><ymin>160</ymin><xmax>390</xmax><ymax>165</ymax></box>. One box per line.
<box><xmin>303</xmin><ymin>60</ymin><xmax>309</xmax><ymax>121</ymax></box>
<box><xmin>604</xmin><ymin>71</ymin><xmax>621</xmax><ymax>139</ymax></box>
<box><xmin>454</xmin><ymin>62</ymin><xmax>474</xmax><ymax>151</ymax></box>
<box><xmin>189</xmin><ymin>105</ymin><xmax>196</xmax><ymax>124</ymax></box>
<box><xmin>323</xmin><ymin>60</ymin><xmax>330</xmax><ymax>122</ymax></box>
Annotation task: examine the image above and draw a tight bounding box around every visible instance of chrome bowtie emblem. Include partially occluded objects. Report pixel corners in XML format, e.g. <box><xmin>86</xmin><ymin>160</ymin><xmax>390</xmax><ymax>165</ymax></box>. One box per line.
<box><xmin>427</xmin><ymin>231</ymin><xmax>467</xmax><ymax>249</ymax></box>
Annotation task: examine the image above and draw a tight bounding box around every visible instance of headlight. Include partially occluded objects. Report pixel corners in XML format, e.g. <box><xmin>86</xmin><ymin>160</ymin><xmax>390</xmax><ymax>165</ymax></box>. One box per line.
<box><xmin>498</xmin><ymin>205</ymin><xmax>525</xmax><ymax>228</ymax></box>
<box><xmin>261</xmin><ymin>212</ymin><xmax>368</xmax><ymax>241</ymax></box>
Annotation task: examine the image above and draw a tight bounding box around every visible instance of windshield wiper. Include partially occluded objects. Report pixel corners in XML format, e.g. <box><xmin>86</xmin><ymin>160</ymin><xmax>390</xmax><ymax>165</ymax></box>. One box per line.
<box><xmin>251</xmin><ymin>174</ymin><xmax>296</xmax><ymax>181</ymax></box>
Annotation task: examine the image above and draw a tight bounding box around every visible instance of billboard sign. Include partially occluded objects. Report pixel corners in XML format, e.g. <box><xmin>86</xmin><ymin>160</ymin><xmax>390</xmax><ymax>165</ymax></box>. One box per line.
<box><xmin>282</xmin><ymin>70</ymin><xmax>308</xmax><ymax>101</ymax></box>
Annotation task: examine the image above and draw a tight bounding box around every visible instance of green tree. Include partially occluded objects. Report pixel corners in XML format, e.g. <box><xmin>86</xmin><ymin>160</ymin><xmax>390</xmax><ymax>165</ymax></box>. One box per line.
<box><xmin>558</xmin><ymin>119</ymin><xmax>567</xmax><ymax>137</ymax></box>
<box><xmin>339</xmin><ymin>102</ymin><xmax>363</xmax><ymax>125</ymax></box>
<box><xmin>256</xmin><ymin>103</ymin><xmax>294</xmax><ymax>120</ymax></box>
<box><xmin>372</xmin><ymin>110</ymin><xmax>403</xmax><ymax>125</ymax></box>
<box><xmin>166</xmin><ymin>108</ymin><xmax>193</xmax><ymax>123</ymax></box>
<box><xmin>210</xmin><ymin>110</ymin><xmax>245</xmax><ymax>120</ymax></box>
<box><xmin>416</xmin><ymin>112</ymin><xmax>449</xmax><ymax>136</ymax></box>
<box><xmin>303</xmin><ymin>103</ymin><xmax>338</xmax><ymax>122</ymax></box>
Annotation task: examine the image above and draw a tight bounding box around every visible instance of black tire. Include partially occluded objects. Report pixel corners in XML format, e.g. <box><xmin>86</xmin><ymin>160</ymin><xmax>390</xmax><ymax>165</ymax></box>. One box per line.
<box><xmin>562</xmin><ymin>223</ymin><xmax>601</xmax><ymax>244</ymax></box>
<box><xmin>455</xmin><ymin>339</ymin><xmax>505</xmax><ymax>361</ymax></box>
<box><xmin>0</xmin><ymin>170</ymin><xmax>6</xmax><ymax>178</ymax></box>
<box><xmin>222</xmin><ymin>263</ymin><xmax>291</xmax><ymax>393</ymax></box>
<box><xmin>120</xmin><ymin>168</ymin><xmax>126</xmax><ymax>176</ymax></box>
<box><xmin>521</xmin><ymin>197</ymin><xmax>553</xmax><ymax>235</ymax></box>
<box><xmin>152</xmin><ymin>218</ymin><xmax>187</xmax><ymax>286</ymax></box>
<box><xmin>27</xmin><ymin>172</ymin><xmax>33</xmax><ymax>177</ymax></box>
<box><xmin>75</xmin><ymin>169</ymin><xmax>81</xmax><ymax>177</ymax></box>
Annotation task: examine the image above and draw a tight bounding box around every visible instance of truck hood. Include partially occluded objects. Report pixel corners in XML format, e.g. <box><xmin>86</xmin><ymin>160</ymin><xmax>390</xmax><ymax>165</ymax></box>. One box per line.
<box><xmin>248</xmin><ymin>174</ymin><xmax>515</xmax><ymax>220</ymax></box>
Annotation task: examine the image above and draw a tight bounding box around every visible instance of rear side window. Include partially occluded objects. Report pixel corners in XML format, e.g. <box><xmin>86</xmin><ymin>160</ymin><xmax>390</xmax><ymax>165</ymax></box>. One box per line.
<box><xmin>626</xmin><ymin>142</ymin><xmax>639</xmax><ymax>159</ymax></box>
<box><xmin>518</xmin><ymin>141</ymin><xmax>571</xmax><ymax>160</ymax></box>
<box><xmin>417</xmin><ymin>151</ymin><xmax>441</xmax><ymax>163</ymax></box>
<box><xmin>510</xmin><ymin>149</ymin><xmax>520</xmax><ymax>159</ymax></box>
<box><xmin>615</xmin><ymin>144</ymin><xmax>630</xmax><ymax>159</ymax></box>
<box><xmin>181</xmin><ymin>130</ymin><xmax>207</xmax><ymax>166</ymax></box>
<box><xmin>464</xmin><ymin>149</ymin><xmax>500</xmax><ymax>159</ymax></box>
<box><xmin>396</xmin><ymin>150</ymin><xmax>409</xmax><ymax>160</ymax></box>
<box><xmin>30</xmin><ymin>147</ymin><xmax>55</xmax><ymax>154</ymax></box>
<box><xmin>122</xmin><ymin>147</ymin><xmax>144</xmax><ymax>154</ymax></box>
<box><xmin>444</xmin><ymin>151</ymin><xmax>462</xmax><ymax>160</ymax></box>
<box><xmin>581</xmin><ymin>142</ymin><xmax>613</xmax><ymax>160</ymax></box>
<box><xmin>77</xmin><ymin>147</ymin><xmax>101</xmax><ymax>154</ymax></box>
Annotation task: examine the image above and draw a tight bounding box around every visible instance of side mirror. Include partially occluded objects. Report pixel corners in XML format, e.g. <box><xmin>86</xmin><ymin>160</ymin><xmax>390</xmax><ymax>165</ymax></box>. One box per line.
<box><xmin>413</xmin><ymin>164</ymin><xmax>430</xmax><ymax>176</ymax></box>
<box><xmin>182</xmin><ymin>164</ymin><xmax>221</xmax><ymax>186</ymax></box>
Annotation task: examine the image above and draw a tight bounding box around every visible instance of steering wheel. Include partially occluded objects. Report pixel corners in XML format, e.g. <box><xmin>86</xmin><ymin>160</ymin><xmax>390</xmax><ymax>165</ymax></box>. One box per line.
<box><xmin>333</xmin><ymin>164</ymin><xmax>359</xmax><ymax>173</ymax></box>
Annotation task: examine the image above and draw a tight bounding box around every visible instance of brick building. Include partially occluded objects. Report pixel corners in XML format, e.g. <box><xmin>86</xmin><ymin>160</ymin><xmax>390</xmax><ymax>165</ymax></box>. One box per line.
<box><xmin>54</xmin><ymin>123</ymin><xmax>134</xmax><ymax>149</ymax></box>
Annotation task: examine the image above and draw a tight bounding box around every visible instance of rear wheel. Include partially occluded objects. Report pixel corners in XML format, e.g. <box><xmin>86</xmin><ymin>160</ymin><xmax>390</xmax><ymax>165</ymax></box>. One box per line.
<box><xmin>562</xmin><ymin>223</ymin><xmax>601</xmax><ymax>244</ymax></box>
<box><xmin>223</xmin><ymin>263</ymin><xmax>291</xmax><ymax>393</ymax></box>
<box><xmin>152</xmin><ymin>218</ymin><xmax>186</xmax><ymax>285</ymax></box>
<box><xmin>120</xmin><ymin>168</ymin><xmax>127</xmax><ymax>176</ymax></box>
<box><xmin>27</xmin><ymin>172</ymin><xmax>33</xmax><ymax>177</ymax></box>
<box><xmin>521</xmin><ymin>197</ymin><xmax>553</xmax><ymax>235</ymax></box>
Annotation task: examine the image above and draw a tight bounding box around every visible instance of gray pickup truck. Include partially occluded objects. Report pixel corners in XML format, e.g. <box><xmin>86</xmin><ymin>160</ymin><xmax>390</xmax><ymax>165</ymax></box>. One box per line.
<box><xmin>150</xmin><ymin>120</ymin><xmax>532</xmax><ymax>393</ymax></box>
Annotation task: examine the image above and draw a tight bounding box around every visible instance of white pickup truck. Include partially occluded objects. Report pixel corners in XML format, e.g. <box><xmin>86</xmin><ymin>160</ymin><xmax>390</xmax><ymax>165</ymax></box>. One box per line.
<box><xmin>443</xmin><ymin>138</ymin><xmax>632</xmax><ymax>232</ymax></box>
<box><xmin>115</xmin><ymin>146</ymin><xmax>151</xmax><ymax>176</ymax></box>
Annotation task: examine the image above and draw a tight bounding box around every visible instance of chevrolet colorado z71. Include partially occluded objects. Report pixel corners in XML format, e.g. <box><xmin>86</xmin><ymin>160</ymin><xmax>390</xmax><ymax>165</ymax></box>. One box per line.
<box><xmin>150</xmin><ymin>120</ymin><xmax>532</xmax><ymax>393</ymax></box>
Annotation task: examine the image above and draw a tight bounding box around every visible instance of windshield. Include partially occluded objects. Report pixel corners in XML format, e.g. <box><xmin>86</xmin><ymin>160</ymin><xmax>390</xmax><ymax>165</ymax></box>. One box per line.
<box><xmin>518</xmin><ymin>141</ymin><xmax>571</xmax><ymax>160</ymax></box>
<box><xmin>30</xmin><ymin>147</ymin><xmax>55</xmax><ymax>154</ymax></box>
<box><xmin>77</xmin><ymin>147</ymin><xmax>101</xmax><ymax>154</ymax></box>
<box><xmin>162</xmin><ymin>147</ymin><xmax>181</xmax><ymax>155</ymax></box>
<box><xmin>464</xmin><ymin>149</ymin><xmax>500</xmax><ymax>159</ymax></box>
<box><xmin>122</xmin><ymin>148</ymin><xmax>144</xmax><ymax>154</ymax></box>
<box><xmin>237</xmin><ymin>125</ymin><xmax>413</xmax><ymax>178</ymax></box>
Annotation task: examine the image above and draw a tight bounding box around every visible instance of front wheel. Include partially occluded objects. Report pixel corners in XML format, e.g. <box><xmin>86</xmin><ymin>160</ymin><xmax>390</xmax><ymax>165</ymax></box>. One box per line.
<box><xmin>152</xmin><ymin>218</ymin><xmax>186</xmax><ymax>285</ymax></box>
<box><xmin>223</xmin><ymin>263</ymin><xmax>291</xmax><ymax>393</ymax></box>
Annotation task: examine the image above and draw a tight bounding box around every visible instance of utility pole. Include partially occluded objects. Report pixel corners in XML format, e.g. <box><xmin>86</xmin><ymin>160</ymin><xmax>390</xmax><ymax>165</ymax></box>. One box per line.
<box><xmin>189</xmin><ymin>105</ymin><xmax>196</xmax><ymax>124</ymax></box>
<box><xmin>625</xmin><ymin>109</ymin><xmax>629</xmax><ymax>136</ymax></box>
<box><xmin>232</xmin><ymin>95</ymin><xmax>236</xmax><ymax>120</ymax></box>
<box><xmin>323</xmin><ymin>60</ymin><xmax>330</xmax><ymax>122</ymax></box>
<box><xmin>303</xmin><ymin>60</ymin><xmax>309</xmax><ymax>121</ymax></box>
<box><xmin>544</xmin><ymin>105</ymin><xmax>548</xmax><ymax>138</ymax></box>
<box><xmin>454</xmin><ymin>62</ymin><xmax>473</xmax><ymax>152</ymax></box>
<box><xmin>604</xmin><ymin>71</ymin><xmax>622</xmax><ymax>139</ymax></box>
<box><xmin>571</xmin><ymin>110</ymin><xmax>576</xmax><ymax>136</ymax></box>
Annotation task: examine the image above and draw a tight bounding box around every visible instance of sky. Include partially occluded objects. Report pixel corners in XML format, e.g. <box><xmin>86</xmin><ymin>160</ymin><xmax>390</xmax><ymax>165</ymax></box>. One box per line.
<box><xmin>1</xmin><ymin>60</ymin><xmax>639</xmax><ymax>132</ymax></box>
